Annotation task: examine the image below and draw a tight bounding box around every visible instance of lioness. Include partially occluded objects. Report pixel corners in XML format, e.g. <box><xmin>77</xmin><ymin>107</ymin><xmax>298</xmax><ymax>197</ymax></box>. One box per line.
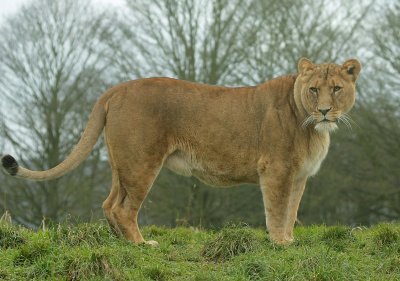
<box><xmin>2</xmin><ymin>58</ymin><xmax>361</xmax><ymax>245</ymax></box>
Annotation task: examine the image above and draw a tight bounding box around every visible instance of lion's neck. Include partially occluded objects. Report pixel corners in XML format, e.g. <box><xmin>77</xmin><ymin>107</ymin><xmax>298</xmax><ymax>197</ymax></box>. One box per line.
<box><xmin>292</xmin><ymin>77</ymin><xmax>310</xmax><ymax>124</ymax></box>
<box><xmin>262</xmin><ymin>74</ymin><xmax>308</xmax><ymax>125</ymax></box>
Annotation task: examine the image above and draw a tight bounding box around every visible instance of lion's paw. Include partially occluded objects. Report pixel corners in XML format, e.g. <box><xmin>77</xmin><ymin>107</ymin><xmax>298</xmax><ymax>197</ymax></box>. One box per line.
<box><xmin>270</xmin><ymin>235</ymin><xmax>294</xmax><ymax>246</ymax></box>
<box><xmin>144</xmin><ymin>240</ymin><xmax>159</xmax><ymax>247</ymax></box>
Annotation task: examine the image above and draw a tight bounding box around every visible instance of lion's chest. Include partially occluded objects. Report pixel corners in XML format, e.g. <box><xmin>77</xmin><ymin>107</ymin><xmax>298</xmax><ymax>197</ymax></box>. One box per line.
<box><xmin>296</xmin><ymin>136</ymin><xmax>330</xmax><ymax>180</ymax></box>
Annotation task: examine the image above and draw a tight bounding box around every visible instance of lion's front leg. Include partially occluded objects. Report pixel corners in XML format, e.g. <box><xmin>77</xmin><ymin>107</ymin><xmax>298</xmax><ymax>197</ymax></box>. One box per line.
<box><xmin>285</xmin><ymin>177</ymin><xmax>307</xmax><ymax>241</ymax></box>
<box><xmin>259</xmin><ymin>161</ymin><xmax>294</xmax><ymax>245</ymax></box>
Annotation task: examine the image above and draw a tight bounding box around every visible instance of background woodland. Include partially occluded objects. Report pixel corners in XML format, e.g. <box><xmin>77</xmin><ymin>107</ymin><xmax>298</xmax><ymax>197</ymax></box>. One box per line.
<box><xmin>0</xmin><ymin>0</ymin><xmax>399</xmax><ymax>228</ymax></box>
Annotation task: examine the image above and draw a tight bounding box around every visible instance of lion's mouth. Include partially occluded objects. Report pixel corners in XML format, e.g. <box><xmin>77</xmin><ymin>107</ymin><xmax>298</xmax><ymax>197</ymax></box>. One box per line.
<box><xmin>320</xmin><ymin>118</ymin><xmax>335</xmax><ymax>123</ymax></box>
<box><xmin>315</xmin><ymin>119</ymin><xmax>338</xmax><ymax>133</ymax></box>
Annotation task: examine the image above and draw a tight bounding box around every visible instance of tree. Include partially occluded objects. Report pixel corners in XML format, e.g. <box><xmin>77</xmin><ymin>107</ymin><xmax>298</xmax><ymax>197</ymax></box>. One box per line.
<box><xmin>108</xmin><ymin>0</ymin><xmax>373</xmax><ymax>228</ymax></box>
<box><xmin>0</xmin><ymin>0</ymin><xmax>392</xmax><ymax>228</ymax></box>
<box><xmin>300</xmin><ymin>1</ymin><xmax>400</xmax><ymax>225</ymax></box>
<box><xmin>0</xmin><ymin>0</ymin><xmax>115</xmax><ymax>226</ymax></box>
<box><xmin>239</xmin><ymin>0</ymin><xmax>373</xmax><ymax>84</ymax></box>
<box><xmin>109</xmin><ymin>0</ymin><xmax>266</xmax><ymax>85</ymax></box>
<box><xmin>105</xmin><ymin>0</ymin><xmax>276</xmax><ymax>227</ymax></box>
<box><xmin>349</xmin><ymin>1</ymin><xmax>400</xmax><ymax>223</ymax></box>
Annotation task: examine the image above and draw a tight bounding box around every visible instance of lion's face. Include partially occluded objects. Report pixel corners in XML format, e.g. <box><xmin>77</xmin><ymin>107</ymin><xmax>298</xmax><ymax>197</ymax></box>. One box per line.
<box><xmin>296</xmin><ymin>58</ymin><xmax>361</xmax><ymax>133</ymax></box>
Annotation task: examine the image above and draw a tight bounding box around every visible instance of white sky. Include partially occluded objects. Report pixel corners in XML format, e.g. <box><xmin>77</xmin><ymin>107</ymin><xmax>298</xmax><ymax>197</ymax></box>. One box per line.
<box><xmin>0</xmin><ymin>0</ymin><xmax>27</xmax><ymax>21</ymax></box>
<box><xmin>0</xmin><ymin>0</ymin><xmax>125</xmax><ymax>23</ymax></box>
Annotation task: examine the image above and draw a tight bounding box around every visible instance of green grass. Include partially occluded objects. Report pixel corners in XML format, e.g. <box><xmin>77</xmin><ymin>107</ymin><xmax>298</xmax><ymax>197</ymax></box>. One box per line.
<box><xmin>0</xmin><ymin>221</ymin><xmax>399</xmax><ymax>280</ymax></box>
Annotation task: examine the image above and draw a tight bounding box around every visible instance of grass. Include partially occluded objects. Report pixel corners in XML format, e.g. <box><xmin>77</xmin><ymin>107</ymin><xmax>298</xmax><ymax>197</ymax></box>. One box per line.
<box><xmin>0</xmin><ymin>221</ymin><xmax>399</xmax><ymax>280</ymax></box>
<box><xmin>201</xmin><ymin>223</ymin><xmax>261</xmax><ymax>262</ymax></box>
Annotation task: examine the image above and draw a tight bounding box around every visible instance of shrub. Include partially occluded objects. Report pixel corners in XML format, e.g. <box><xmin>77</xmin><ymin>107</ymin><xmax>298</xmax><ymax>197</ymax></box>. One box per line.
<box><xmin>201</xmin><ymin>224</ymin><xmax>260</xmax><ymax>262</ymax></box>
<box><xmin>65</xmin><ymin>250</ymin><xmax>119</xmax><ymax>281</ymax></box>
<box><xmin>144</xmin><ymin>266</ymin><xmax>168</xmax><ymax>281</ymax></box>
<box><xmin>0</xmin><ymin>224</ymin><xmax>25</xmax><ymax>249</ymax></box>
<box><xmin>244</xmin><ymin>260</ymin><xmax>267</xmax><ymax>280</ymax></box>
<box><xmin>321</xmin><ymin>225</ymin><xmax>354</xmax><ymax>251</ymax></box>
<box><xmin>52</xmin><ymin>222</ymin><xmax>114</xmax><ymax>247</ymax></box>
<box><xmin>373</xmin><ymin>224</ymin><xmax>399</xmax><ymax>247</ymax></box>
<box><xmin>14</xmin><ymin>240</ymin><xmax>50</xmax><ymax>266</ymax></box>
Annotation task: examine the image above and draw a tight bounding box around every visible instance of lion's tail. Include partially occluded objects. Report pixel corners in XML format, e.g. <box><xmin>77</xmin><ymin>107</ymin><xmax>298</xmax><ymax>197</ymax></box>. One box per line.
<box><xmin>1</xmin><ymin>91</ymin><xmax>113</xmax><ymax>181</ymax></box>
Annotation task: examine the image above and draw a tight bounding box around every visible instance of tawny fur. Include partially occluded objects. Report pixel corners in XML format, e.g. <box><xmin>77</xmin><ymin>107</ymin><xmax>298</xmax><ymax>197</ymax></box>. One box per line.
<box><xmin>1</xmin><ymin>58</ymin><xmax>361</xmax><ymax>245</ymax></box>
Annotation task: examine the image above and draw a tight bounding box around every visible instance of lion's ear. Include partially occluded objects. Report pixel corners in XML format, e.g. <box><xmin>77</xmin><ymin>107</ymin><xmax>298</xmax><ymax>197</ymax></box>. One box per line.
<box><xmin>342</xmin><ymin>59</ymin><xmax>361</xmax><ymax>81</ymax></box>
<box><xmin>298</xmin><ymin>57</ymin><xmax>314</xmax><ymax>74</ymax></box>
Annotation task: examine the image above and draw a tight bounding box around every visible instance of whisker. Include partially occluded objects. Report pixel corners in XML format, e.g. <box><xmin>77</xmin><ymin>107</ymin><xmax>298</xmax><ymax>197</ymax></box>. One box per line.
<box><xmin>342</xmin><ymin>113</ymin><xmax>360</xmax><ymax>129</ymax></box>
<box><xmin>338</xmin><ymin>116</ymin><xmax>352</xmax><ymax>131</ymax></box>
<box><xmin>339</xmin><ymin>115</ymin><xmax>351</xmax><ymax>129</ymax></box>
<box><xmin>301</xmin><ymin>115</ymin><xmax>314</xmax><ymax>129</ymax></box>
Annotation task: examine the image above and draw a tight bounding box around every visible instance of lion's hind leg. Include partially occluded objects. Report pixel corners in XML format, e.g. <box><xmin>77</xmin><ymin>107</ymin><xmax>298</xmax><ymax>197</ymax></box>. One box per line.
<box><xmin>106</xmin><ymin>148</ymin><xmax>165</xmax><ymax>246</ymax></box>
<box><xmin>111</xmin><ymin>165</ymin><xmax>162</xmax><ymax>246</ymax></box>
<box><xmin>102</xmin><ymin>170</ymin><xmax>121</xmax><ymax>236</ymax></box>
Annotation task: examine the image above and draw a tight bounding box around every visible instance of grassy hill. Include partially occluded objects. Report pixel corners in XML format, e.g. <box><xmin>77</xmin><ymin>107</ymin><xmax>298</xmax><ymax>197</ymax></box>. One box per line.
<box><xmin>0</xmin><ymin>221</ymin><xmax>399</xmax><ymax>280</ymax></box>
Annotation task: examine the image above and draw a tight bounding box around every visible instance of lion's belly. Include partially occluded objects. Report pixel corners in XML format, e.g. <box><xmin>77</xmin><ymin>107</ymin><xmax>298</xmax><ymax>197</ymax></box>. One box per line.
<box><xmin>164</xmin><ymin>150</ymin><xmax>258</xmax><ymax>186</ymax></box>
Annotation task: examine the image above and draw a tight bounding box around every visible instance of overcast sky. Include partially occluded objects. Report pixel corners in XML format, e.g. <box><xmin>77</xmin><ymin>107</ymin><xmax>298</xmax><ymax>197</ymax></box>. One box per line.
<box><xmin>0</xmin><ymin>0</ymin><xmax>26</xmax><ymax>21</ymax></box>
<box><xmin>0</xmin><ymin>0</ymin><xmax>125</xmax><ymax>23</ymax></box>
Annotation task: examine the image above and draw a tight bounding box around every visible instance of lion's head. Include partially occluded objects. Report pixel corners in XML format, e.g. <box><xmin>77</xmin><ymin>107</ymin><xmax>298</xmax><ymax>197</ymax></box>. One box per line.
<box><xmin>294</xmin><ymin>58</ymin><xmax>361</xmax><ymax>133</ymax></box>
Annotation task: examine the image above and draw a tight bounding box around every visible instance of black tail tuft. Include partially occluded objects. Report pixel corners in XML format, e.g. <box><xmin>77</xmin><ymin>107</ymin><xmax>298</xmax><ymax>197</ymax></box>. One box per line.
<box><xmin>1</xmin><ymin>155</ymin><xmax>18</xmax><ymax>176</ymax></box>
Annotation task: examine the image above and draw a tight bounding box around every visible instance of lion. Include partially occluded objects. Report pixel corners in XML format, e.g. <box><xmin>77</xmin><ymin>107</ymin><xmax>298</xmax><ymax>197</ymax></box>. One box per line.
<box><xmin>1</xmin><ymin>58</ymin><xmax>361</xmax><ymax>245</ymax></box>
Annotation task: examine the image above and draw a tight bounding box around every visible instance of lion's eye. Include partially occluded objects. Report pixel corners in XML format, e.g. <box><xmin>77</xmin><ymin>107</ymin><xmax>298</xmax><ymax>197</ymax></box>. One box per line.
<box><xmin>333</xmin><ymin>86</ymin><xmax>342</xmax><ymax>92</ymax></box>
<box><xmin>309</xmin><ymin>87</ymin><xmax>319</xmax><ymax>94</ymax></box>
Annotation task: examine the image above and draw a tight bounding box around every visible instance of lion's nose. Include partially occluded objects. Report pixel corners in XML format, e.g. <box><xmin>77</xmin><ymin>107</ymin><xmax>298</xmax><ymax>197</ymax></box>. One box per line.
<box><xmin>318</xmin><ymin>108</ymin><xmax>332</xmax><ymax>116</ymax></box>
